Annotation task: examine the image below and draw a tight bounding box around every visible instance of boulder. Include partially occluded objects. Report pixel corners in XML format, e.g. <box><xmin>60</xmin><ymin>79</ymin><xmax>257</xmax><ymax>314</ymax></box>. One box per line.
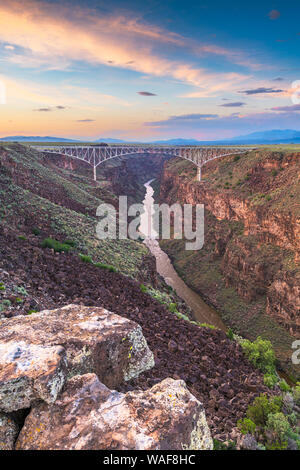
<box><xmin>0</xmin><ymin>341</ymin><xmax>67</xmax><ymax>412</ymax></box>
<box><xmin>0</xmin><ymin>413</ymin><xmax>19</xmax><ymax>450</ymax></box>
<box><xmin>16</xmin><ymin>374</ymin><xmax>213</xmax><ymax>450</ymax></box>
<box><xmin>0</xmin><ymin>305</ymin><xmax>154</xmax><ymax>400</ymax></box>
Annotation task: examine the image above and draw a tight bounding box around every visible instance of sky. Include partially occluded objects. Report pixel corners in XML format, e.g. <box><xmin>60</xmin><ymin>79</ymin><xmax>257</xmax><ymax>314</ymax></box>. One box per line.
<box><xmin>0</xmin><ymin>0</ymin><xmax>300</xmax><ymax>141</ymax></box>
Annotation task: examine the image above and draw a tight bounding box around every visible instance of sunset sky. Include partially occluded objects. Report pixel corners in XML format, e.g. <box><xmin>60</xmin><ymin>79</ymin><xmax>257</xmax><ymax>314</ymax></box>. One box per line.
<box><xmin>0</xmin><ymin>0</ymin><xmax>300</xmax><ymax>141</ymax></box>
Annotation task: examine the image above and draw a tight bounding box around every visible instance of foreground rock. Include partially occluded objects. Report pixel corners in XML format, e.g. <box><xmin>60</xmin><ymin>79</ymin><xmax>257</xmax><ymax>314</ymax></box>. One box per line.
<box><xmin>0</xmin><ymin>305</ymin><xmax>154</xmax><ymax>412</ymax></box>
<box><xmin>0</xmin><ymin>413</ymin><xmax>19</xmax><ymax>450</ymax></box>
<box><xmin>16</xmin><ymin>374</ymin><xmax>212</xmax><ymax>450</ymax></box>
<box><xmin>0</xmin><ymin>341</ymin><xmax>67</xmax><ymax>412</ymax></box>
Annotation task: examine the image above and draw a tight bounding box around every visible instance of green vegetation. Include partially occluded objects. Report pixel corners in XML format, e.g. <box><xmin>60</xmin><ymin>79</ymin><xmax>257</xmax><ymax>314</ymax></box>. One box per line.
<box><xmin>239</xmin><ymin>336</ymin><xmax>276</xmax><ymax>374</ymax></box>
<box><xmin>213</xmin><ymin>439</ymin><xmax>236</xmax><ymax>450</ymax></box>
<box><xmin>238</xmin><ymin>393</ymin><xmax>300</xmax><ymax>450</ymax></box>
<box><xmin>42</xmin><ymin>237</ymin><xmax>73</xmax><ymax>253</ymax></box>
<box><xmin>94</xmin><ymin>262</ymin><xmax>117</xmax><ymax>272</ymax></box>
<box><xmin>0</xmin><ymin>282</ymin><xmax>5</xmax><ymax>291</ymax></box>
<box><xmin>227</xmin><ymin>328</ymin><xmax>234</xmax><ymax>340</ymax></box>
<box><xmin>78</xmin><ymin>253</ymin><xmax>93</xmax><ymax>264</ymax></box>
<box><xmin>32</xmin><ymin>227</ymin><xmax>41</xmax><ymax>236</ymax></box>
<box><xmin>237</xmin><ymin>418</ymin><xmax>256</xmax><ymax>435</ymax></box>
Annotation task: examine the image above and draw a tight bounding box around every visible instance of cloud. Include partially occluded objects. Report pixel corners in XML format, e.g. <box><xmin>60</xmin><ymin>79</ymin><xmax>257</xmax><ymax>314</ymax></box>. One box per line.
<box><xmin>219</xmin><ymin>102</ymin><xmax>245</xmax><ymax>107</ymax></box>
<box><xmin>270</xmin><ymin>104</ymin><xmax>300</xmax><ymax>112</ymax></box>
<box><xmin>0</xmin><ymin>1</ymin><xmax>254</xmax><ymax>93</ymax></box>
<box><xmin>144</xmin><ymin>110</ymin><xmax>300</xmax><ymax>134</ymax></box>
<box><xmin>273</xmin><ymin>77</ymin><xmax>285</xmax><ymax>81</ymax></box>
<box><xmin>137</xmin><ymin>91</ymin><xmax>157</xmax><ymax>96</ymax></box>
<box><xmin>268</xmin><ymin>10</ymin><xmax>280</xmax><ymax>20</ymax></box>
<box><xmin>239</xmin><ymin>87</ymin><xmax>284</xmax><ymax>95</ymax></box>
<box><xmin>33</xmin><ymin>105</ymin><xmax>66</xmax><ymax>111</ymax></box>
<box><xmin>145</xmin><ymin>113</ymin><xmax>219</xmax><ymax>126</ymax></box>
<box><xmin>76</xmin><ymin>119</ymin><xmax>95</xmax><ymax>122</ymax></box>
<box><xmin>4</xmin><ymin>44</ymin><xmax>15</xmax><ymax>50</ymax></box>
<box><xmin>33</xmin><ymin>107</ymin><xmax>52</xmax><ymax>112</ymax></box>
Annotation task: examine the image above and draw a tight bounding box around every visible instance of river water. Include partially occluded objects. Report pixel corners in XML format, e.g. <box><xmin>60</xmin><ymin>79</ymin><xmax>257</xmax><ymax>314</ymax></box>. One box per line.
<box><xmin>139</xmin><ymin>180</ymin><xmax>226</xmax><ymax>331</ymax></box>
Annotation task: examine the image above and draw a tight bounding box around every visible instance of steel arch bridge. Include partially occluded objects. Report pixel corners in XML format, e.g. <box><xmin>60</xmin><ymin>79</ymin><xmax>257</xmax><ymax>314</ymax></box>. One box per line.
<box><xmin>34</xmin><ymin>145</ymin><xmax>255</xmax><ymax>181</ymax></box>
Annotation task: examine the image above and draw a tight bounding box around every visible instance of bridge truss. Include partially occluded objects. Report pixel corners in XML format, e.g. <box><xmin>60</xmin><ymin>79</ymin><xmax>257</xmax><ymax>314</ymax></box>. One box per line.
<box><xmin>34</xmin><ymin>145</ymin><xmax>255</xmax><ymax>181</ymax></box>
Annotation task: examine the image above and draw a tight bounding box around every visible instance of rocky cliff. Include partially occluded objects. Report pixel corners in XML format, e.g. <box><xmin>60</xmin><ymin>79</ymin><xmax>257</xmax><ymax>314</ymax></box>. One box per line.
<box><xmin>0</xmin><ymin>305</ymin><xmax>212</xmax><ymax>450</ymax></box>
<box><xmin>159</xmin><ymin>151</ymin><xmax>300</xmax><ymax>377</ymax></box>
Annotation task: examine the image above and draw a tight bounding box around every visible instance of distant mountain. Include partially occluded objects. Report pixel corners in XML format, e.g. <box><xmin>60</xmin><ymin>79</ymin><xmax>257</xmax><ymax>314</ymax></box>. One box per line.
<box><xmin>0</xmin><ymin>136</ymin><xmax>80</xmax><ymax>142</ymax></box>
<box><xmin>1</xmin><ymin>129</ymin><xmax>300</xmax><ymax>145</ymax></box>
<box><xmin>224</xmin><ymin>129</ymin><xmax>300</xmax><ymax>144</ymax></box>
<box><xmin>152</xmin><ymin>130</ymin><xmax>300</xmax><ymax>145</ymax></box>
<box><xmin>152</xmin><ymin>138</ymin><xmax>202</xmax><ymax>145</ymax></box>
<box><xmin>94</xmin><ymin>137</ymin><xmax>126</xmax><ymax>143</ymax></box>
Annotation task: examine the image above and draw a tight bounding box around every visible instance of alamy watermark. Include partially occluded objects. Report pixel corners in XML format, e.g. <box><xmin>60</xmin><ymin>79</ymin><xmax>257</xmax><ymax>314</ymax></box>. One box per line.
<box><xmin>292</xmin><ymin>340</ymin><xmax>300</xmax><ymax>365</ymax></box>
<box><xmin>96</xmin><ymin>196</ymin><xmax>204</xmax><ymax>250</ymax></box>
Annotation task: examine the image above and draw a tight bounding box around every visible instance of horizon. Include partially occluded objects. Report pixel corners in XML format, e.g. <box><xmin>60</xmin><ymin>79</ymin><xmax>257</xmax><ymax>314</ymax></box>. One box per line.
<box><xmin>0</xmin><ymin>0</ymin><xmax>300</xmax><ymax>140</ymax></box>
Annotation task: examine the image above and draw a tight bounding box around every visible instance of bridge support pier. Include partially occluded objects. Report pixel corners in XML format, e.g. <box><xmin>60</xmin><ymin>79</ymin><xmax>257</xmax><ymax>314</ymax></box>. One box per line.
<box><xmin>196</xmin><ymin>166</ymin><xmax>202</xmax><ymax>182</ymax></box>
<box><xmin>93</xmin><ymin>165</ymin><xmax>97</xmax><ymax>182</ymax></box>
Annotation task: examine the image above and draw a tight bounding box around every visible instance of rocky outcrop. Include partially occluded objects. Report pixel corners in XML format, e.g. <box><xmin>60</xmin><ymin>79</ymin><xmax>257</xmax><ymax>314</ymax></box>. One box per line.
<box><xmin>0</xmin><ymin>304</ymin><xmax>213</xmax><ymax>450</ymax></box>
<box><xmin>0</xmin><ymin>413</ymin><xmax>19</xmax><ymax>450</ymax></box>
<box><xmin>0</xmin><ymin>304</ymin><xmax>154</xmax><ymax>413</ymax></box>
<box><xmin>0</xmin><ymin>341</ymin><xmax>67</xmax><ymax>412</ymax></box>
<box><xmin>16</xmin><ymin>373</ymin><xmax>212</xmax><ymax>450</ymax></box>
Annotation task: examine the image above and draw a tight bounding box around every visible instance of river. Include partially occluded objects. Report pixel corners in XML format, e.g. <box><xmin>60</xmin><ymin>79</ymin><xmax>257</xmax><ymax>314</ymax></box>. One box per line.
<box><xmin>139</xmin><ymin>179</ymin><xmax>226</xmax><ymax>331</ymax></box>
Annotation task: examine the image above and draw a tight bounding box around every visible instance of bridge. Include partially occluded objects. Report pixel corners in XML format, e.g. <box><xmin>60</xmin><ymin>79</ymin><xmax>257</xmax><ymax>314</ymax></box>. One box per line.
<box><xmin>34</xmin><ymin>145</ymin><xmax>255</xmax><ymax>181</ymax></box>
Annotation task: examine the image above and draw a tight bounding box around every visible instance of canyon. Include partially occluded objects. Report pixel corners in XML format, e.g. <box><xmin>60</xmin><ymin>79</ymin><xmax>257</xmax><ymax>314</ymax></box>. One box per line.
<box><xmin>0</xmin><ymin>143</ymin><xmax>299</xmax><ymax>450</ymax></box>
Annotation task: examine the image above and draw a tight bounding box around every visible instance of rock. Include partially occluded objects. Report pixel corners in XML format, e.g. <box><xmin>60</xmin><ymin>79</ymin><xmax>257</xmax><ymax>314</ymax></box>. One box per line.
<box><xmin>168</xmin><ymin>339</ymin><xmax>178</xmax><ymax>353</ymax></box>
<box><xmin>241</xmin><ymin>433</ymin><xmax>259</xmax><ymax>450</ymax></box>
<box><xmin>0</xmin><ymin>413</ymin><xmax>19</xmax><ymax>450</ymax></box>
<box><xmin>16</xmin><ymin>374</ymin><xmax>213</xmax><ymax>450</ymax></box>
<box><xmin>0</xmin><ymin>305</ymin><xmax>154</xmax><ymax>392</ymax></box>
<box><xmin>0</xmin><ymin>341</ymin><xmax>67</xmax><ymax>412</ymax></box>
<box><xmin>287</xmin><ymin>437</ymin><xmax>298</xmax><ymax>451</ymax></box>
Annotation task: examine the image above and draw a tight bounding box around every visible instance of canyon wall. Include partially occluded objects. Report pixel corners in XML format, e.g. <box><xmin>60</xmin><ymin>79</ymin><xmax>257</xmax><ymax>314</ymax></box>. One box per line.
<box><xmin>158</xmin><ymin>151</ymin><xmax>300</xmax><ymax>375</ymax></box>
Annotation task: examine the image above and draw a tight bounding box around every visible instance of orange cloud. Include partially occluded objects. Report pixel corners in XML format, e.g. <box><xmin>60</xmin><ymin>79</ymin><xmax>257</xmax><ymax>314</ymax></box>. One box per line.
<box><xmin>0</xmin><ymin>0</ymin><xmax>250</xmax><ymax>91</ymax></box>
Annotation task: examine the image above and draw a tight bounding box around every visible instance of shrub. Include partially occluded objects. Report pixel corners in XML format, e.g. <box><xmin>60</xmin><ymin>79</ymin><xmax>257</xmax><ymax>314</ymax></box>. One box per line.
<box><xmin>198</xmin><ymin>323</ymin><xmax>216</xmax><ymax>330</ymax></box>
<box><xmin>263</xmin><ymin>373</ymin><xmax>278</xmax><ymax>389</ymax></box>
<box><xmin>32</xmin><ymin>228</ymin><xmax>41</xmax><ymax>236</ymax></box>
<box><xmin>78</xmin><ymin>254</ymin><xmax>93</xmax><ymax>264</ymax></box>
<box><xmin>240</xmin><ymin>336</ymin><xmax>276</xmax><ymax>373</ymax></box>
<box><xmin>233</xmin><ymin>155</ymin><xmax>240</xmax><ymax>162</ymax></box>
<box><xmin>237</xmin><ymin>418</ymin><xmax>256</xmax><ymax>435</ymax></box>
<box><xmin>18</xmin><ymin>235</ymin><xmax>27</xmax><ymax>241</ymax></box>
<box><xmin>0</xmin><ymin>283</ymin><xmax>5</xmax><ymax>291</ymax></box>
<box><xmin>246</xmin><ymin>394</ymin><xmax>282</xmax><ymax>427</ymax></box>
<box><xmin>227</xmin><ymin>328</ymin><xmax>234</xmax><ymax>341</ymax></box>
<box><xmin>140</xmin><ymin>284</ymin><xmax>147</xmax><ymax>293</ymax></box>
<box><xmin>265</xmin><ymin>412</ymin><xmax>290</xmax><ymax>449</ymax></box>
<box><xmin>271</xmin><ymin>169</ymin><xmax>278</xmax><ymax>177</ymax></box>
<box><xmin>94</xmin><ymin>262</ymin><xmax>117</xmax><ymax>273</ymax></box>
<box><xmin>64</xmin><ymin>239</ymin><xmax>76</xmax><ymax>247</ymax></box>
<box><xmin>168</xmin><ymin>303</ymin><xmax>178</xmax><ymax>313</ymax></box>
<box><xmin>15</xmin><ymin>286</ymin><xmax>28</xmax><ymax>296</ymax></box>
<box><xmin>293</xmin><ymin>383</ymin><xmax>300</xmax><ymax>405</ymax></box>
<box><xmin>42</xmin><ymin>238</ymin><xmax>72</xmax><ymax>253</ymax></box>
<box><xmin>279</xmin><ymin>379</ymin><xmax>291</xmax><ymax>392</ymax></box>
<box><xmin>213</xmin><ymin>439</ymin><xmax>236</xmax><ymax>450</ymax></box>
<box><xmin>27</xmin><ymin>309</ymin><xmax>38</xmax><ymax>315</ymax></box>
